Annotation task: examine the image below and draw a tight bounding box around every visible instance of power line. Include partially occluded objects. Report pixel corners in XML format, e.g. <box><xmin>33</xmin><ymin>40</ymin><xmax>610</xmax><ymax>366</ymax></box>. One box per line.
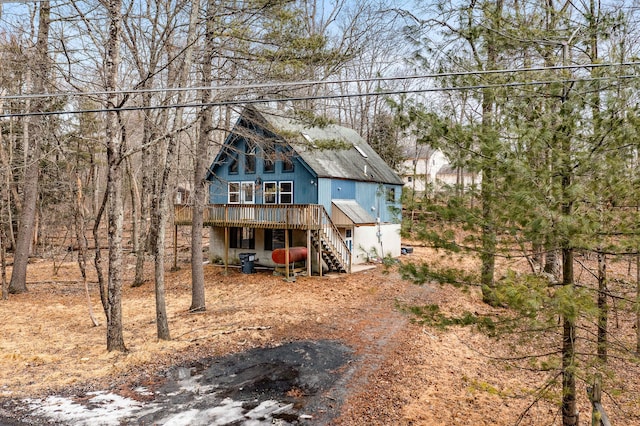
<box><xmin>1</xmin><ymin>73</ymin><xmax>636</xmax><ymax>119</ymax></box>
<box><xmin>2</xmin><ymin>61</ymin><xmax>639</xmax><ymax>101</ymax></box>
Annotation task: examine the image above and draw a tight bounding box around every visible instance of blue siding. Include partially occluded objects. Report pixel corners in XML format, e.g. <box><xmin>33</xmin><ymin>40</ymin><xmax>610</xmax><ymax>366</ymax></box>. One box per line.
<box><xmin>331</xmin><ymin>180</ymin><xmax>356</xmax><ymax>200</ymax></box>
<box><xmin>290</xmin><ymin>166</ymin><xmax>316</xmax><ymax>204</ymax></box>
<box><xmin>206</xmin><ymin>114</ymin><xmax>402</xmax><ymax>225</ymax></box>
<box><xmin>317</xmin><ymin>178</ymin><xmax>332</xmax><ymax>212</ymax></box>
<box><xmin>208</xmin><ymin>128</ymin><xmax>318</xmax><ymax>204</ymax></box>
<box><xmin>355</xmin><ymin>182</ymin><xmax>402</xmax><ymax>223</ymax></box>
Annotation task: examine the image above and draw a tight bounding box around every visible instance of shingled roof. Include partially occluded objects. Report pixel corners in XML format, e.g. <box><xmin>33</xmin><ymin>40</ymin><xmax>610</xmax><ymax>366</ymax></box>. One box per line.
<box><xmin>246</xmin><ymin>105</ymin><xmax>404</xmax><ymax>186</ymax></box>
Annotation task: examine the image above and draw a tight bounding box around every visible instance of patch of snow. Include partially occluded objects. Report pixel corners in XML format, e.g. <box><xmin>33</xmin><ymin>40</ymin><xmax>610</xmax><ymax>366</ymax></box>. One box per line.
<box><xmin>153</xmin><ymin>398</ymin><xmax>294</xmax><ymax>426</ymax></box>
<box><xmin>23</xmin><ymin>391</ymin><xmax>296</xmax><ymax>426</ymax></box>
<box><xmin>158</xmin><ymin>408</ymin><xmax>203</xmax><ymax>426</ymax></box>
<box><xmin>26</xmin><ymin>392</ymin><xmax>143</xmax><ymax>426</ymax></box>
<box><xmin>177</xmin><ymin>373</ymin><xmax>215</xmax><ymax>394</ymax></box>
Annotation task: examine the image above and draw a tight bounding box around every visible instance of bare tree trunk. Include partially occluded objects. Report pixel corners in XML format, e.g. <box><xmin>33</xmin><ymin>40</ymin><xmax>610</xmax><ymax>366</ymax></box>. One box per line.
<box><xmin>544</xmin><ymin>247</ymin><xmax>561</xmax><ymax>281</ymax></box>
<box><xmin>151</xmin><ymin>128</ymin><xmax>181</xmax><ymax>339</ymax></box>
<box><xmin>75</xmin><ymin>175</ymin><xmax>99</xmax><ymax>327</ymax></box>
<box><xmin>9</xmin><ymin>1</ymin><xmax>50</xmax><ymax>294</ymax></box>
<box><xmin>0</xmin><ymin>129</ymin><xmax>15</xmax><ymax>252</ymax></box>
<box><xmin>153</xmin><ymin>199</ymin><xmax>171</xmax><ymax>339</ymax></box>
<box><xmin>92</xmin><ymin>197</ymin><xmax>109</xmax><ymax>322</ymax></box>
<box><xmin>133</xmin><ymin>92</ymin><xmax>152</xmax><ymax>288</ymax></box>
<box><xmin>636</xmin><ymin>252</ymin><xmax>640</xmax><ymax>354</ymax></box>
<box><xmin>0</xmin><ymin>187</ymin><xmax>5</xmax><ymax>301</ymax></box>
<box><xmin>562</xmin><ymin>302</ymin><xmax>578</xmax><ymax>426</ymax></box>
<box><xmin>479</xmin><ymin>0</ymin><xmax>502</xmax><ymax>306</ymax></box>
<box><xmin>0</xmin><ymin>94</ymin><xmax>8</xmax><ymax>301</ymax></box>
<box><xmin>190</xmin><ymin>0</ymin><xmax>216</xmax><ymax>313</ymax></box>
<box><xmin>91</xmin><ymin>154</ymin><xmax>100</xmax><ymax>217</ymax></box>
<box><xmin>596</xmin><ymin>247</ymin><xmax>607</xmax><ymax>362</ymax></box>
<box><xmin>1</xmin><ymin>222</ymin><xmax>6</xmax><ymax>301</ymax></box>
<box><xmin>127</xmin><ymin>157</ymin><xmax>143</xmax><ymax>287</ymax></box>
<box><xmin>105</xmin><ymin>0</ymin><xmax>126</xmax><ymax>352</ymax></box>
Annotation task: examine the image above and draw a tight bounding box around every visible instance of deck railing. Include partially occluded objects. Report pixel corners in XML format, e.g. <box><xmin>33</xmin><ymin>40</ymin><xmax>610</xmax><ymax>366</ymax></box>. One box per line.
<box><xmin>174</xmin><ymin>203</ymin><xmax>327</xmax><ymax>230</ymax></box>
<box><xmin>174</xmin><ymin>203</ymin><xmax>351</xmax><ymax>272</ymax></box>
<box><xmin>316</xmin><ymin>206</ymin><xmax>352</xmax><ymax>272</ymax></box>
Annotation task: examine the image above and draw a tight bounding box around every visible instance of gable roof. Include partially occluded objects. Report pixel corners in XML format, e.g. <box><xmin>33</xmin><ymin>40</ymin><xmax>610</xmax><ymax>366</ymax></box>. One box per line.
<box><xmin>240</xmin><ymin>105</ymin><xmax>404</xmax><ymax>186</ymax></box>
<box><xmin>402</xmin><ymin>144</ymin><xmax>437</xmax><ymax>160</ymax></box>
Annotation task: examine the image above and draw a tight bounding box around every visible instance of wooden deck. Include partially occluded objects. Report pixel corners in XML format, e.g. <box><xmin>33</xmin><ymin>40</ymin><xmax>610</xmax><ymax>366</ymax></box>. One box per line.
<box><xmin>174</xmin><ymin>204</ymin><xmax>325</xmax><ymax>230</ymax></box>
<box><xmin>174</xmin><ymin>203</ymin><xmax>352</xmax><ymax>274</ymax></box>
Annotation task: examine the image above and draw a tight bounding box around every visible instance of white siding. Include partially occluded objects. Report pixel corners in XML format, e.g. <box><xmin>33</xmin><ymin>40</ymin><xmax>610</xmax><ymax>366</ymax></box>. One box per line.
<box><xmin>352</xmin><ymin>223</ymin><xmax>401</xmax><ymax>264</ymax></box>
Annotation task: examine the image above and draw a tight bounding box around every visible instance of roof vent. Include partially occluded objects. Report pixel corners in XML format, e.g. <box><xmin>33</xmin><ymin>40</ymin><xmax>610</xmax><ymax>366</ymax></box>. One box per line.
<box><xmin>364</xmin><ymin>164</ymin><xmax>367</xmax><ymax>175</ymax></box>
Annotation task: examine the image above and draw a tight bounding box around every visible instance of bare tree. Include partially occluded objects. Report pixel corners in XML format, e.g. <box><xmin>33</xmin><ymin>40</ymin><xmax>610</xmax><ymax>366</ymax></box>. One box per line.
<box><xmin>0</xmin><ymin>93</ymin><xmax>7</xmax><ymax>301</ymax></box>
<box><xmin>150</xmin><ymin>0</ymin><xmax>201</xmax><ymax>338</ymax></box>
<box><xmin>189</xmin><ymin>0</ymin><xmax>216</xmax><ymax>313</ymax></box>
<box><xmin>74</xmin><ymin>174</ymin><xmax>99</xmax><ymax>327</ymax></box>
<box><xmin>9</xmin><ymin>0</ymin><xmax>50</xmax><ymax>294</ymax></box>
<box><xmin>104</xmin><ymin>0</ymin><xmax>126</xmax><ymax>352</ymax></box>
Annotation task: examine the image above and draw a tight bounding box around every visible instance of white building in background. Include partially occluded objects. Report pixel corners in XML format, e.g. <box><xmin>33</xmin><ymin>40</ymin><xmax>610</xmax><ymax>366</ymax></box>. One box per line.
<box><xmin>401</xmin><ymin>145</ymin><xmax>480</xmax><ymax>196</ymax></box>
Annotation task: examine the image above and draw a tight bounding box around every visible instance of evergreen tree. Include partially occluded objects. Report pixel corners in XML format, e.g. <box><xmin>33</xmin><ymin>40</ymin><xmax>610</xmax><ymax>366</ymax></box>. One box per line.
<box><xmin>402</xmin><ymin>1</ymin><xmax>640</xmax><ymax>423</ymax></box>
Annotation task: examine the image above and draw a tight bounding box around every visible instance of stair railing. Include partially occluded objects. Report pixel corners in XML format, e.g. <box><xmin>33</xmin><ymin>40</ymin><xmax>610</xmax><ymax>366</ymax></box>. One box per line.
<box><xmin>310</xmin><ymin>205</ymin><xmax>351</xmax><ymax>273</ymax></box>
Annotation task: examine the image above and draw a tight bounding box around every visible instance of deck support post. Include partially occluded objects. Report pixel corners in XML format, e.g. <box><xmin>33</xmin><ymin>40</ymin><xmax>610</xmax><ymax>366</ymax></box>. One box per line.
<box><xmin>285</xmin><ymin>214</ymin><xmax>290</xmax><ymax>281</ymax></box>
<box><xmin>224</xmin><ymin>226</ymin><xmax>229</xmax><ymax>275</ymax></box>
<box><xmin>173</xmin><ymin>224</ymin><xmax>178</xmax><ymax>270</ymax></box>
<box><xmin>318</xmin><ymin>229</ymin><xmax>323</xmax><ymax>278</ymax></box>
<box><xmin>306</xmin><ymin>229</ymin><xmax>312</xmax><ymax>277</ymax></box>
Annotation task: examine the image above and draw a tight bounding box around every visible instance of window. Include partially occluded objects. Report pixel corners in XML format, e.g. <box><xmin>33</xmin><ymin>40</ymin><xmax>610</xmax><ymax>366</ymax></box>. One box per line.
<box><xmin>386</xmin><ymin>187</ymin><xmax>396</xmax><ymax>203</ymax></box>
<box><xmin>228</xmin><ymin>182</ymin><xmax>240</xmax><ymax>203</ymax></box>
<box><xmin>230</xmin><ymin>227</ymin><xmax>255</xmax><ymax>249</ymax></box>
<box><xmin>282</xmin><ymin>146</ymin><xmax>294</xmax><ymax>172</ymax></box>
<box><xmin>279</xmin><ymin>181</ymin><xmax>293</xmax><ymax>204</ymax></box>
<box><xmin>245</xmin><ymin>141</ymin><xmax>256</xmax><ymax>174</ymax></box>
<box><xmin>264</xmin><ymin>229</ymin><xmax>292</xmax><ymax>251</ymax></box>
<box><xmin>228</xmin><ymin>151</ymin><xmax>239</xmax><ymax>174</ymax></box>
<box><xmin>264</xmin><ymin>182</ymin><xmax>277</xmax><ymax>204</ymax></box>
<box><xmin>264</xmin><ymin>143</ymin><xmax>275</xmax><ymax>173</ymax></box>
<box><xmin>241</xmin><ymin>182</ymin><xmax>255</xmax><ymax>203</ymax></box>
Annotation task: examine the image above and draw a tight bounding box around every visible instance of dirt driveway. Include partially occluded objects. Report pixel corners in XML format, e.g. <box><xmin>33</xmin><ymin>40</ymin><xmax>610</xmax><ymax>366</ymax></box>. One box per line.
<box><xmin>0</xmin><ymin>258</ymin><xmax>432</xmax><ymax>425</ymax></box>
<box><xmin>1</xmin><ymin>249</ymin><xmax>611</xmax><ymax>425</ymax></box>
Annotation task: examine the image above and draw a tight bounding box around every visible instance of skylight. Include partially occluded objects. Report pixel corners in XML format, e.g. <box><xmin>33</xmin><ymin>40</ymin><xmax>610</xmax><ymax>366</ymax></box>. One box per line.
<box><xmin>301</xmin><ymin>132</ymin><xmax>313</xmax><ymax>143</ymax></box>
<box><xmin>354</xmin><ymin>145</ymin><xmax>368</xmax><ymax>158</ymax></box>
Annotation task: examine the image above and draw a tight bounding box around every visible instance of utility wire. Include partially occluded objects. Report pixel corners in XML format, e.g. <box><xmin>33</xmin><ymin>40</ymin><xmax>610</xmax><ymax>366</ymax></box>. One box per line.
<box><xmin>2</xmin><ymin>61</ymin><xmax>639</xmax><ymax>101</ymax></box>
<box><xmin>1</xmin><ymin>73</ymin><xmax>636</xmax><ymax>119</ymax></box>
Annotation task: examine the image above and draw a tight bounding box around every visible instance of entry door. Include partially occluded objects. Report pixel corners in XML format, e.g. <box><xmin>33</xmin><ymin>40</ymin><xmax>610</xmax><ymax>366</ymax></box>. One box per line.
<box><xmin>345</xmin><ymin>228</ymin><xmax>353</xmax><ymax>252</ymax></box>
<box><xmin>241</xmin><ymin>182</ymin><xmax>255</xmax><ymax>204</ymax></box>
<box><xmin>241</xmin><ymin>182</ymin><xmax>255</xmax><ymax>220</ymax></box>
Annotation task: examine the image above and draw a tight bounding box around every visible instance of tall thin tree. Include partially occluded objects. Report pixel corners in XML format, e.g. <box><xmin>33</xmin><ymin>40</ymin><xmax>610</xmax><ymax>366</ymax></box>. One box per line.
<box><xmin>9</xmin><ymin>0</ymin><xmax>50</xmax><ymax>294</ymax></box>
<box><xmin>104</xmin><ymin>0</ymin><xmax>126</xmax><ymax>352</ymax></box>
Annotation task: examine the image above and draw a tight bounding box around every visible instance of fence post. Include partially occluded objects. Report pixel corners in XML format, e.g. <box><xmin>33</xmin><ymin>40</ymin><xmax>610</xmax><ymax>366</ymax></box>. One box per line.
<box><xmin>588</xmin><ymin>373</ymin><xmax>611</xmax><ymax>426</ymax></box>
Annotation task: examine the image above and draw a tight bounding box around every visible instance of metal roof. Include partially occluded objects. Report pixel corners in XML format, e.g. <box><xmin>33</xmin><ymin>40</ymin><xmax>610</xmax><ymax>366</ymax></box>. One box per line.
<box><xmin>332</xmin><ymin>199</ymin><xmax>376</xmax><ymax>224</ymax></box>
<box><xmin>248</xmin><ymin>105</ymin><xmax>404</xmax><ymax>186</ymax></box>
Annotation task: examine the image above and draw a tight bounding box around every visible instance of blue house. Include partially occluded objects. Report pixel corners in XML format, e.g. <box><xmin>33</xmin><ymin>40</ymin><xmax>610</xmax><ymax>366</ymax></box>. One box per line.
<box><xmin>194</xmin><ymin>104</ymin><xmax>403</xmax><ymax>274</ymax></box>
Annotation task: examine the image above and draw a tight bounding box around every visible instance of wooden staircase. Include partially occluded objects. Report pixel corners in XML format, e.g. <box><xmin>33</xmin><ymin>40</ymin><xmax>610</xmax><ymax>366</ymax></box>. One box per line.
<box><xmin>311</xmin><ymin>206</ymin><xmax>351</xmax><ymax>273</ymax></box>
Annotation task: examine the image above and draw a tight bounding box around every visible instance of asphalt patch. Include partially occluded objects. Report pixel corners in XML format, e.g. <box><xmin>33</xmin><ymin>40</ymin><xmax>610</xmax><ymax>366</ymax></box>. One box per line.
<box><xmin>0</xmin><ymin>340</ymin><xmax>354</xmax><ymax>425</ymax></box>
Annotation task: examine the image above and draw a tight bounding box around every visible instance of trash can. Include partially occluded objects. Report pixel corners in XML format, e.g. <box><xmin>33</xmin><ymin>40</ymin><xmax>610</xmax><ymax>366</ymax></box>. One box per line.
<box><xmin>239</xmin><ymin>253</ymin><xmax>256</xmax><ymax>274</ymax></box>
